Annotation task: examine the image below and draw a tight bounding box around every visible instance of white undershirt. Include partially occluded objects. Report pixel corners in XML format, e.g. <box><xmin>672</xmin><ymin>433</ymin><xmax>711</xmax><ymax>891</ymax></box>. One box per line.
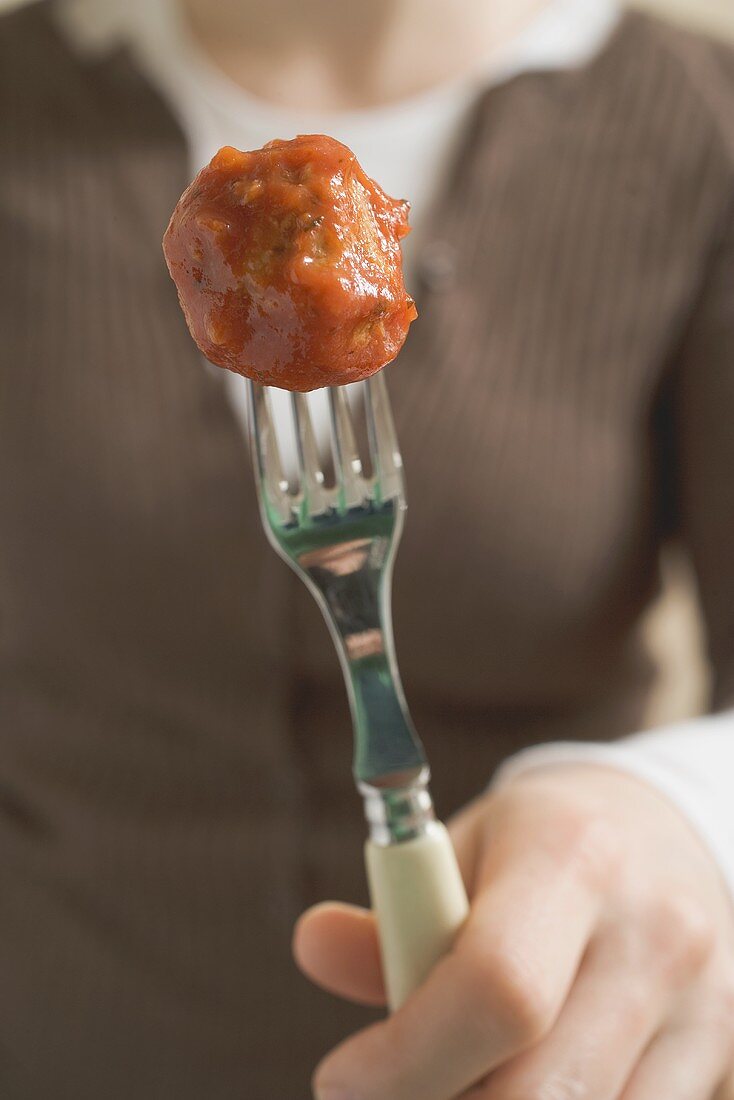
<box><xmin>58</xmin><ymin>0</ymin><xmax>734</xmax><ymax>900</ymax></box>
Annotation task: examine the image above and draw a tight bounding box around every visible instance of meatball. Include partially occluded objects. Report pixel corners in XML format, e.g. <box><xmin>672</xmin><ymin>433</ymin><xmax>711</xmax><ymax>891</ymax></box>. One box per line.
<box><xmin>163</xmin><ymin>135</ymin><xmax>417</xmax><ymax>392</ymax></box>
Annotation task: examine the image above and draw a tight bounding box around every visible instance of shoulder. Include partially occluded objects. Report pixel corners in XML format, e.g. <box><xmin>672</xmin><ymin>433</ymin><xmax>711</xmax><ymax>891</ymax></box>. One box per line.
<box><xmin>0</xmin><ymin>1</ymin><xmax>77</xmax><ymax>96</ymax></box>
<box><xmin>0</xmin><ymin>0</ymin><xmax>186</xmax><ymax>248</ymax></box>
<box><xmin>0</xmin><ymin>0</ymin><xmax>109</xmax><ymax>148</ymax></box>
<box><xmin>0</xmin><ymin>0</ymin><xmax>183</xmax><ymax>167</ymax></box>
<box><xmin>618</xmin><ymin>11</ymin><xmax>734</xmax><ymax>172</ymax></box>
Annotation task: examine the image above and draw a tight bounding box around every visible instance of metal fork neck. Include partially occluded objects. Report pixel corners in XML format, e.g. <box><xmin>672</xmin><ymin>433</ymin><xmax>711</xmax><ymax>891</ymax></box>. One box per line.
<box><xmin>359</xmin><ymin>772</ymin><xmax>435</xmax><ymax>846</ymax></box>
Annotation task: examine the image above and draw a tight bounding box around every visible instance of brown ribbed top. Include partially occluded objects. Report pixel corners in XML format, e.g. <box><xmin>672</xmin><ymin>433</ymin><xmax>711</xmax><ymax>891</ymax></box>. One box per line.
<box><xmin>1</xmin><ymin>2</ymin><xmax>734</xmax><ymax>1095</ymax></box>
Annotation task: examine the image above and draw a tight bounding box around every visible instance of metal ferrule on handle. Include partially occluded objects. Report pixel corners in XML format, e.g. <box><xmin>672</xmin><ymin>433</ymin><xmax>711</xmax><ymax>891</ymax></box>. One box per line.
<box><xmin>360</xmin><ymin>770</ymin><xmax>435</xmax><ymax>846</ymax></box>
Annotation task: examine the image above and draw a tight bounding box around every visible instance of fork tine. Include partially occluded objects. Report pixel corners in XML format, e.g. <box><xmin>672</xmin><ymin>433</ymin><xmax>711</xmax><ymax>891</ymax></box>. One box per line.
<box><xmin>290</xmin><ymin>392</ymin><xmax>329</xmax><ymax>515</ymax></box>
<box><xmin>365</xmin><ymin>371</ymin><xmax>404</xmax><ymax>503</ymax></box>
<box><xmin>328</xmin><ymin>386</ymin><xmax>365</xmax><ymax>511</ymax></box>
<box><xmin>247</xmin><ymin>381</ymin><xmax>292</xmax><ymax>525</ymax></box>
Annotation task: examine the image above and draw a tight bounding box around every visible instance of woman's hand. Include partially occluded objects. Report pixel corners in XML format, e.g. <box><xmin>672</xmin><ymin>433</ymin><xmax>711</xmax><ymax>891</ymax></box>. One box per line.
<box><xmin>293</xmin><ymin>765</ymin><xmax>734</xmax><ymax>1100</ymax></box>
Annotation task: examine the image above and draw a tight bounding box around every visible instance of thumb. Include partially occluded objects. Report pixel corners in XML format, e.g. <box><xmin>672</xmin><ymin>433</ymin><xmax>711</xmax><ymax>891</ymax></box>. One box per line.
<box><xmin>293</xmin><ymin>803</ymin><xmax>482</xmax><ymax>1008</ymax></box>
<box><xmin>293</xmin><ymin>901</ymin><xmax>386</xmax><ymax>1006</ymax></box>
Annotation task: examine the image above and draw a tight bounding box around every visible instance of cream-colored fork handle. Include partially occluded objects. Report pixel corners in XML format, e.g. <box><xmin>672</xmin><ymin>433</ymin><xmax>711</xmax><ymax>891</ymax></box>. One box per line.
<box><xmin>365</xmin><ymin>823</ymin><xmax>470</xmax><ymax>1011</ymax></box>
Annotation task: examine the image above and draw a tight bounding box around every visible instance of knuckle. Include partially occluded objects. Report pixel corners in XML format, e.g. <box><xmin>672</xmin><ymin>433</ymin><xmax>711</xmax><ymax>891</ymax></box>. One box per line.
<box><xmin>539</xmin><ymin>803</ymin><xmax>622</xmax><ymax>890</ymax></box>
<box><xmin>566</xmin><ymin>810</ymin><xmax>622</xmax><ymax>886</ymax></box>
<box><xmin>623</xmin><ymin>977</ymin><xmax>655</xmax><ymax>1032</ymax></box>
<box><xmin>471</xmin><ymin>944</ymin><xmax>556</xmax><ymax>1044</ymax></box>
<box><xmin>644</xmin><ymin>895</ymin><xmax>714</xmax><ymax>980</ymax></box>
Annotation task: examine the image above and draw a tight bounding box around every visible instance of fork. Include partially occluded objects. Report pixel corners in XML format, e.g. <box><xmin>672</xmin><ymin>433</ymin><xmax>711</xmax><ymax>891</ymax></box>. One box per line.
<box><xmin>248</xmin><ymin>372</ymin><xmax>469</xmax><ymax>1010</ymax></box>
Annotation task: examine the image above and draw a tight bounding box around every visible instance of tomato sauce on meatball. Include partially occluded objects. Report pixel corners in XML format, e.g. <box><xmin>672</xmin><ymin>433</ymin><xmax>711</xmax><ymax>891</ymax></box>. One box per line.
<box><xmin>163</xmin><ymin>135</ymin><xmax>417</xmax><ymax>391</ymax></box>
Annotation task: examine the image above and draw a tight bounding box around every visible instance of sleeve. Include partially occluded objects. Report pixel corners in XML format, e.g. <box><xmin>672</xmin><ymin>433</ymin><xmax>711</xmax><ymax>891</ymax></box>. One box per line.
<box><xmin>493</xmin><ymin>175</ymin><xmax>734</xmax><ymax>897</ymax></box>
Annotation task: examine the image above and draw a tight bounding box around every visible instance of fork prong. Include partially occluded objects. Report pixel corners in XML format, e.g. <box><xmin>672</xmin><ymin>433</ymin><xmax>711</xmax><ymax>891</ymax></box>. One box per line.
<box><xmin>365</xmin><ymin>371</ymin><xmax>404</xmax><ymax>503</ymax></box>
<box><xmin>328</xmin><ymin>386</ymin><xmax>365</xmax><ymax>511</ymax></box>
<box><xmin>247</xmin><ymin>381</ymin><xmax>293</xmax><ymax>525</ymax></box>
<box><xmin>290</xmin><ymin>392</ymin><xmax>329</xmax><ymax>515</ymax></box>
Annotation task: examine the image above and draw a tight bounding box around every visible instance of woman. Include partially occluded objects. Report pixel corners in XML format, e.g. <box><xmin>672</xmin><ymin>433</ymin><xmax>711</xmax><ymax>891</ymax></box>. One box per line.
<box><xmin>1</xmin><ymin>0</ymin><xmax>734</xmax><ymax>1096</ymax></box>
